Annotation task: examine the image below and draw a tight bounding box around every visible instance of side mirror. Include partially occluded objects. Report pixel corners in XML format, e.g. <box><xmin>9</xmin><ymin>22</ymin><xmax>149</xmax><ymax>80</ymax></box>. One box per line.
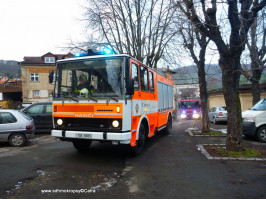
<box><xmin>125</xmin><ymin>79</ymin><xmax>134</xmax><ymax>95</ymax></box>
<box><xmin>49</xmin><ymin>70</ymin><xmax>54</xmax><ymax>84</ymax></box>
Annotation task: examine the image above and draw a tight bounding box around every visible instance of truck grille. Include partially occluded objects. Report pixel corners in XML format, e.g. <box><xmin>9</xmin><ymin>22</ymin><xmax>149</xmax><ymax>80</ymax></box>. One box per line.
<box><xmin>54</xmin><ymin>117</ymin><xmax>122</xmax><ymax>131</ymax></box>
<box><xmin>56</xmin><ymin>105</ymin><xmax>94</xmax><ymax>112</ymax></box>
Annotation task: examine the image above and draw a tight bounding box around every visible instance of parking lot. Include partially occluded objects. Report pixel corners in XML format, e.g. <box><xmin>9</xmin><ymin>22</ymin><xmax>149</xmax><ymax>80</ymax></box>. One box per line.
<box><xmin>0</xmin><ymin>118</ymin><xmax>265</xmax><ymax>198</ymax></box>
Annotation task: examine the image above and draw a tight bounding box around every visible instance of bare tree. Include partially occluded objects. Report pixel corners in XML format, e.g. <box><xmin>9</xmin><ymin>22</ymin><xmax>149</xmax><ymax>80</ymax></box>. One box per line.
<box><xmin>178</xmin><ymin>18</ymin><xmax>211</xmax><ymax>133</ymax></box>
<box><xmin>82</xmin><ymin>0</ymin><xmax>178</xmax><ymax>68</ymax></box>
<box><xmin>176</xmin><ymin>0</ymin><xmax>266</xmax><ymax>151</ymax></box>
<box><xmin>242</xmin><ymin>10</ymin><xmax>265</xmax><ymax>105</ymax></box>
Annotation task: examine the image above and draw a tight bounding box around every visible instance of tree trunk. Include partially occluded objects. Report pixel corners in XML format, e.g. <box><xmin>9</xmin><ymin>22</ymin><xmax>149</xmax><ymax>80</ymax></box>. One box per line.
<box><xmin>220</xmin><ymin>56</ymin><xmax>243</xmax><ymax>151</ymax></box>
<box><xmin>198</xmin><ymin>62</ymin><xmax>210</xmax><ymax>133</ymax></box>
<box><xmin>251</xmin><ymin>63</ymin><xmax>262</xmax><ymax>105</ymax></box>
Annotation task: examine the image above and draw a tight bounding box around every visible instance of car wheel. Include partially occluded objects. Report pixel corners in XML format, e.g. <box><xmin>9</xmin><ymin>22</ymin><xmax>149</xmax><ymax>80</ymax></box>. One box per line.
<box><xmin>131</xmin><ymin>124</ymin><xmax>146</xmax><ymax>156</ymax></box>
<box><xmin>9</xmin><ymin>133</ymin><xmax>26</xmax><ymax>147</ymax></box>
<box><xmin>73</xmin><ymin>140</ymin><xmax>92</xmax><ymax>152</ymax></box>
<box><xmin>256</xmin><ymin>126</ymin><xmax>266</xmax><ymax>143</ymax></box>
<box><xmin>163</xmin><ymin>115</ymin><xmax>172</xmax><ymax>135</ymax></box>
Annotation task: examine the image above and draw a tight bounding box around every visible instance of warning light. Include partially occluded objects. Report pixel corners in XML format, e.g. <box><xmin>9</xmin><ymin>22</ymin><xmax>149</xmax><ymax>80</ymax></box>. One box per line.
<box><xmin>74</xmin><ymin>52</ymin><xmax>89</xmax><ymax>57</ymax></box>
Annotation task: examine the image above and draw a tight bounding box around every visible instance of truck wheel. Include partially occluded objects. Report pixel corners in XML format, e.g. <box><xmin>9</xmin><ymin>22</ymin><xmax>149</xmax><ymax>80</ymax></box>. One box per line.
<box><xmin>163</xmin><ymin>115</ymin><xmax>172</xmax><ymax>135</ymax></box>
<box><xmin>9</xmin><ymin>133</ymin><xmax>26</xmax><ymax>147</ymax></box>
<box><xmin>73</xmin><ymin>140</ymin><xmax>92</xmax><ymax>152</ymax></box>
<box><xmin>256</xmin><ymin>126</ymin><xmax>266</xmax><ymax>143</ymax></box>
<box><xmin>131</xmin><ymin>124</ymin><xmax>145</xmax><ymax>156</ymax></box>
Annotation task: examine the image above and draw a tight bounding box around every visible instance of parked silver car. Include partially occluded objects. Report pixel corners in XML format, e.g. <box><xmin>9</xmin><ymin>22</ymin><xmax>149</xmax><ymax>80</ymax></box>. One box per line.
<box><xmin>0</xmin><ymin>110</ymin><xmax>35</xmax><ymax>147</ymax></box>
<box><xmin>208</xmin><ymin>106</ymin><xmax>227</xmax><ymax>124</ymax></box>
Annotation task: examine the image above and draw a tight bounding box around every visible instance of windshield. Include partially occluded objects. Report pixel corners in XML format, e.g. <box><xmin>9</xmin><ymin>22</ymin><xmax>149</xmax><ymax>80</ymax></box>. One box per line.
<box><xmin>250</xmin><ymin>99</ymin><xmax>266</xmax><ymax>111</ymax></box>
<box><xmin>180</xmin><ymin>101</ymin><xmax>200</xmax><ymax>109</ymax></box>
<box><xmin>55</xmin><ymin>58</ymin><xmax>124</xmax><ymax>98</ymax></box>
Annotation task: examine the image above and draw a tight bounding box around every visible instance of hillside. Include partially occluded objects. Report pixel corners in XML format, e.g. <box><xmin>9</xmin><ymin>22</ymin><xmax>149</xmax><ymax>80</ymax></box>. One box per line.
<box><xmin>171</xmin><ymin>64</ymin><xmax>222</xmax><ymax>90</ymax></box>
<box><xmin>0</xmin><ymin>60</ymin><xmax>21</xmax><ymax>78</ymax></box>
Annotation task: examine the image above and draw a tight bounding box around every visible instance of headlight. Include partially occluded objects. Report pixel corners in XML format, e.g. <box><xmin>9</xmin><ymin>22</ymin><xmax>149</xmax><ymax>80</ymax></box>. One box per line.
<box><xmin>243</xmin><ymin>118</ymin><xmax>255</xmax><ymax>123</ymax></box>
<box><xmin>193</xmin><ymin>114</ymin><xmax>200</xmax><ymax>119</ymax></box>
<box><xmin>181</xmin><ymin>114</ymin><xmax>186</xmax><ymax>118</ymax></box>
<box><xmin>112</xmin><ymin>120</ymin><xmax>119</xmax><ymax>128</ymax></box>
<box><xmin>57</xmin><ymin>119</ymin><xmax>63</xmax><ymax>125</ymax></box>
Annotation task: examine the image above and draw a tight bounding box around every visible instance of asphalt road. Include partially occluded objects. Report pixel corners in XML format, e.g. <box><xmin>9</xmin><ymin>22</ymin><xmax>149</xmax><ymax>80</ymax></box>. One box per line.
<box><xmin>0</xmin><ymin>118</ymin><xmax>265</xmax><ymax>198</ymax></box>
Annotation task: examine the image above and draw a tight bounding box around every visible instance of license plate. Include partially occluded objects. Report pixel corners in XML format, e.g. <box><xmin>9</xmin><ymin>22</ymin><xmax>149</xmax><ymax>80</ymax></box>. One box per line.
<box><xmin>75</xmin><ymin>133</ymin><xmax>92</xmax><ymax>139</ymax></box>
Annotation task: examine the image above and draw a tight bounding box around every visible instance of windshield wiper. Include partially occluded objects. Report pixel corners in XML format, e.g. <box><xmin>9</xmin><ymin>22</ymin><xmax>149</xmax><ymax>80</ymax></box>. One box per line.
<box><xmin>107</xmin><ymin>96</ymin><xmax>119</xmax><ymax>102</ymax></box>
<box><xmin>88</xmin><ymin>96</ymin><xmax>97</xmax><ymax>102</ymax></box>
<box><xmin>71</xmin><ymin>97</ymin><xmax>79</xmax><ymax>102</ymax></box>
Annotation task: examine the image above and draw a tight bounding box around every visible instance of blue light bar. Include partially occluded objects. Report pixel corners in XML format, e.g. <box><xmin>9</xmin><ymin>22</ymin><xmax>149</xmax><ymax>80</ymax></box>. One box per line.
<box><xmin>74</xmin><ymin>52</ymin><xmax>89</xmax><ymax>57</ymax></box>
<box><xmin>74</xmin><ymin>48</ymin><xmax>114</xmax><ymax>58</ymax></box>
<box><xmin>103</xmin><ymin>48</ymin><xmax>112</xmax><ymax>55</ymax></box>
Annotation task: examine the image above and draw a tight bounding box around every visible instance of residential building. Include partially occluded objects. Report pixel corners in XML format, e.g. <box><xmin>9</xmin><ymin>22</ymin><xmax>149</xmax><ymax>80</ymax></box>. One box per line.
<box><xmin>19</xmin><ymin>52</ymin><xmax>73</xmax><ymax>103</ymax></box>
<box><xmin>208</xmin><ymin>75</ymin><xmax>266</xmax><ymax>111</ymax></box>
<box><xmin>0</xmin><ymin>77</ymin><xmax>22</xmax><ymax>108</ymax></box>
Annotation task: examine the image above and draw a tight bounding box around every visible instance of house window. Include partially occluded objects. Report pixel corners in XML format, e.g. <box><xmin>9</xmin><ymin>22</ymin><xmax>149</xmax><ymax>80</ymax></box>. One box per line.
<box><xmin>45</xmin><ymin>57</ymin><xmax>55</xmax><ymax>63</ymax></box>
<box><xmin>30</xmin><ymin>73</ymin><xmax>39</xmax><ymax>82</ymax></box>
<box><xmin>33</xmin><ymin>90</ymin><xmax>40</xmax><ymax>97</ymax></box>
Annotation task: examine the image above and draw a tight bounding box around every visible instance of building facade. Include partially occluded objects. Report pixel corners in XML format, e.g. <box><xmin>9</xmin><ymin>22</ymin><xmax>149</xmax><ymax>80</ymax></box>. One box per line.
<box><xmin>208</xmin><ymin>86</ymin><xmax>266</xmax><ymax>111</ymax></box>
<box><xmin>20</xmin><ymin>52</ymin><xmax>73</xmax><ymax>103</ymax></box>
<box><xmin>0</xmin><ymin>77</ymin><xmax>22</xmax><ymax>108</ymax></box>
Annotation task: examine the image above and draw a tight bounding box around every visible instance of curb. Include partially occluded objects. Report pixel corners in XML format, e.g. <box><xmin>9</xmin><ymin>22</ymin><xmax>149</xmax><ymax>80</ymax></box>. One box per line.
<box><xmin>196</xmin><ymin>144</ymin><xmax>266</xmax><ymax>161</ymax></box>
<box><xmin>186</xmin><ymin>129</ymin><xmax>226</xmax><ymax>137</ymax></box>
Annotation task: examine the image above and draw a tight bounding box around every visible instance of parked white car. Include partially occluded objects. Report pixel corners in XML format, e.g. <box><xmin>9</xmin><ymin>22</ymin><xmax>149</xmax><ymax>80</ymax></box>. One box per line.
<box><xmin>208</xmin><ymin>106</ymin><xmax>227</xmax><ymax>124</ymax></box>
<box><xmin>0</xmin><ymin>110</ymin><xmax>35</xmax><ymax>147</ymax></box>
<box><xmin>242</xmin><ymin>98</ymin><xmax>266</xmax><ymax>143</ymax></box>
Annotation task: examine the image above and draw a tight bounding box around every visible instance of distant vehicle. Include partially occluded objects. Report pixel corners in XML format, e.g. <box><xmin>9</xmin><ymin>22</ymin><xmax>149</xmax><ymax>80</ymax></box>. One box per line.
<box><xmin>22</xmin><ymin>102</ymin><xmax>53</xmax><ymax>131</ymax></box>
<box><xmin>0</xmin><ymin>109</ymin><xmax>35</xmax><ymax>147</ymax></box>
<box><xmin>242</xmin><ymin>98</ymin><xmax>266</xmax><ymax>143</ymax></box>
<box><xmin>208</xmin><ymin>106</ymin><xmax>227</xmax><ymax>124</ymax></box>
<box><xmin>179</xmin><ymin>99</ymin><xmax>201</xmax><ymax>119</ymax></box>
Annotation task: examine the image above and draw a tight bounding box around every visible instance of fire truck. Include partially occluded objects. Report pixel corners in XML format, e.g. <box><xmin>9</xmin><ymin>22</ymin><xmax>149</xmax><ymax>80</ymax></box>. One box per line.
<box><xmin>49</xmin><ymin>51</ymin><xmax>174</xmax><ymax>155</ymax></box>
<box><xmin>179</xmin><ymin>99</ymin><xmax>200</xmax><ymax>119</ymax></box>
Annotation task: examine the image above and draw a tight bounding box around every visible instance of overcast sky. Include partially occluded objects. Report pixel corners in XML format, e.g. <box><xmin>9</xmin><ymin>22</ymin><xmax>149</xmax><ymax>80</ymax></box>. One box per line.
<box><xmin>0</xmin><ymin>0</ymin><xmax>86</xmax><ymax>61</ymax></box>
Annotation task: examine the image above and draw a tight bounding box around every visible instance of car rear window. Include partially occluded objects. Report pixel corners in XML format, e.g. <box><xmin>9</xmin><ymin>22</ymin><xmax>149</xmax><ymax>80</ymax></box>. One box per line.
<box><xmin>219</xmin><ymin>107</ymin><xmax>227</xmax><ymax>111</ymax></box>
<box><xmin>18</xmin><ymin>111</ymin><xmax>32</xmax><ymax>121</ymax></box>
<box><xmin>0</xmin><ymin>112</ymin><xmax>17</xmax><ymax>124</ymax></box>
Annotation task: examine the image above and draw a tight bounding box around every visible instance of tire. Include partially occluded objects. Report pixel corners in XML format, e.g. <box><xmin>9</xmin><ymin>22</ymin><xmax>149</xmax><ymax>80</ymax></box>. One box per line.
<box><xmin>131</xmin><ymin>124</ymin><xmax>146</xmax><ymax>156</ymax></box>
<box><xmin>73</xmin><ymin>140</ymin><xmax>92</xmax><ymax>152</ymax></box>
<box><xmin>163</xmin><ymin>114</ymin><xmax>172</xmax><ymax>135</ymax></box>
<box><xmin>9</xmin><ymin>133</ymin><xmax>26</xmax><ymax>147</ymax></box>
<box><xmin>256</xmin><ymin>126</ymin><xmax>266</xmax><ymax>143</ymax></box>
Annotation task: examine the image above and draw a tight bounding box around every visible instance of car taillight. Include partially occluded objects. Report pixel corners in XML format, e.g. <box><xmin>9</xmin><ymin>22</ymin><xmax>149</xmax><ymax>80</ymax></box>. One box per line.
<box><xmin>219</xmin><ymin>112</ymin><xmax>223</xmax><ymax>116</ymax></box>
<box><xmin>26</xmin><ymin>125</ymin><xmax>33</xmax><ymax>130</ymax></box>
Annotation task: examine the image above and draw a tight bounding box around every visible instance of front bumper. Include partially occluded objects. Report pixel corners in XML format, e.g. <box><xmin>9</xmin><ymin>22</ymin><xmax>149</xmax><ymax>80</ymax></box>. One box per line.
<box><xmin>242</xmin><ymin>122</ymin><xmax>257</xmax><ymax>136</ymax></box>
<box><xmin>52</xmin><ymin>130</ymin><xmax>131</xmax><ymax>144</ymax></box>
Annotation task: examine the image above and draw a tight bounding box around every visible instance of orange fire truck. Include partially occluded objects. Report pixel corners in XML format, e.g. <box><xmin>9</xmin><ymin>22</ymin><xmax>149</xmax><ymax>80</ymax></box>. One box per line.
<box><xmin>50</xmin><ymin>52</ymin><xmax>174</xmax><ymax>155</ymax></box>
